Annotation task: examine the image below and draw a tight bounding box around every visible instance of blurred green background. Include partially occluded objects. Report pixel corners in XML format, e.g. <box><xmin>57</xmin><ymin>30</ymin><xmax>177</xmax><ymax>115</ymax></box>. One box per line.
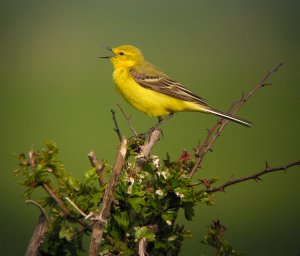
<box><xmin>1</xmin><ymin>0</ymin><xmax>299</xmax><ymax>255</ymax></box>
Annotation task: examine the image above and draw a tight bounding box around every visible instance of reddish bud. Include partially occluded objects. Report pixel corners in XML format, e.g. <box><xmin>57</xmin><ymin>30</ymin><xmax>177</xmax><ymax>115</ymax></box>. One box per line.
<box><xmin>178</xmin><ymin>149</ymin><xmax>190</xmax><ymax>162</ymax></box>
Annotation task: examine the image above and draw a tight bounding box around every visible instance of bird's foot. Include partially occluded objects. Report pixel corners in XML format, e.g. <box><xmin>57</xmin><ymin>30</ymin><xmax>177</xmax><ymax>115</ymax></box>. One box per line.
<box><xmin>130</xmin><ymin>127</ymin><xmax>163</xmax><ymax>141</ymax></box>
<box><xmin>129</xmin><ymin>113</ymin><xmax>173</xmax><ymax>141</ymax></box>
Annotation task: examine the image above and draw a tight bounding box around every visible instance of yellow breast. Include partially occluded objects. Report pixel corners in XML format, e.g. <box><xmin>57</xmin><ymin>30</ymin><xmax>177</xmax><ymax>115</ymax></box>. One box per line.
<box><xmin>112</xmin><ymin>67</ymin><xmax>202</xmax><ymax>117</ymax></box>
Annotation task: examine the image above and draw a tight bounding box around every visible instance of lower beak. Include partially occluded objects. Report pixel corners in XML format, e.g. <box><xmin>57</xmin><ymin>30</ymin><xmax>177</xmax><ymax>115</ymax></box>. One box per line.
<box><xmin>99</xmin><ymin>46</ymin><xmax>114</xmax><ymax>59</ymax></box>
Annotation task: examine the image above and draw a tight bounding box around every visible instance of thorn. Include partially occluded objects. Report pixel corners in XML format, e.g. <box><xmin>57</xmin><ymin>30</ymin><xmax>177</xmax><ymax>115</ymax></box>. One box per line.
<box><xmin>208</xmin><ymin>148</ymin><xmax>213</xmax><ymax>152</ymax></box>
<box><xmin>254</xmin><ymin>177</ymin><xmax>262</xmax><ymax>182</ymax></box>
<box><xmin>242</xmin><ymin>91</ymin><xmax>247</xmax><ymax>103</ymax></box>
<box><xmin>261</xmin><ymin>83</ymin><xmax>271</xmax><ymax>87</ymax></box>
<box><xmin>265</xmin><ymin>161</ymin><xmax>269</xmax><ymax>170</ymax></box>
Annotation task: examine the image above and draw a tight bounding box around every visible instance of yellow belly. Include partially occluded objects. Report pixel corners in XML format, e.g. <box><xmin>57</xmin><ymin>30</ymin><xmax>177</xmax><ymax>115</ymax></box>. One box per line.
<box><xmin>113</xmin><ymin>68</ymin><xmax>204</xmax><ymax>117</ymax></box>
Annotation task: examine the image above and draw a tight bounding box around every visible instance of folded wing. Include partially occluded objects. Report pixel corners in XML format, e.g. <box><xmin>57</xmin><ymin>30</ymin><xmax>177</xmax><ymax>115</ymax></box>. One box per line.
<box><xmin>130</xmin><ymin>67</ymin><xmax>207</xmax><ymax>106</ymax></box>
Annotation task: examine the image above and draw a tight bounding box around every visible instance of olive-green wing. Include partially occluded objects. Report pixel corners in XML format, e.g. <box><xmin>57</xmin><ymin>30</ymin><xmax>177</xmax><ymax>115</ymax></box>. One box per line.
<box><xmin>130</xmin><ymin>68</ymin><xmax>207</xmax><ymax>105</ymax></box>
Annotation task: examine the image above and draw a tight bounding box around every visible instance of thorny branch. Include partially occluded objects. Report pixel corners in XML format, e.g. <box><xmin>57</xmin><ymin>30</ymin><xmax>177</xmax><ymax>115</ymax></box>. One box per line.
<box><xmin>111</xmin><ymin>109</ymin><xmax>122</xmax><ymax>142</ymax></box>
<box><xmin>117</xmin><ymin>103</ymin><xmax>138</xmax><ymax>136</ymax></box>
<box><xmin>190</xmin><ymin>63</ymin><xmax>284</xmax><ymax>177</ymax></box>
<box><xmin>206</xmin><ymin>160</ymin><xmax>300</xmax><ymax>193</ymax></box>
<box><xmin>88</xmin><ymin>138</ymin><xmax>127</xmax><ymax>256</ymax></box>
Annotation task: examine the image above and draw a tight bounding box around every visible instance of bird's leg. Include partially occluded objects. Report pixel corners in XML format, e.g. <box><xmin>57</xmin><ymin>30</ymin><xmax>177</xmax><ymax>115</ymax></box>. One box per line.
<box><xmin>136</xmin><ymin>113</ymin><xmax>174</xmax><ymax>139</ymax></box>
<box><xmin>152</xmin><ymin>113</ymin><xmax>174</xmax><ymax>131</ymax></box>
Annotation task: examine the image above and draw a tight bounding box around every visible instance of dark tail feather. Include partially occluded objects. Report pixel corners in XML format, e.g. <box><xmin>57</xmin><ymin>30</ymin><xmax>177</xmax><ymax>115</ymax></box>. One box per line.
<box><xmin>204</xmin><ymin>107</ymin><xmax>252</xmax><ymax>127</ymax></box>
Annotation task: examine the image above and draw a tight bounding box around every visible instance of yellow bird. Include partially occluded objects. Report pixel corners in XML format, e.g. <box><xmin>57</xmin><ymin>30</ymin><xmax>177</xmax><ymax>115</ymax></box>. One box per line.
<box><xmin>101</xmin><ymin>45</ymin><xmax>251</xmax><ymax>127</ymax></box>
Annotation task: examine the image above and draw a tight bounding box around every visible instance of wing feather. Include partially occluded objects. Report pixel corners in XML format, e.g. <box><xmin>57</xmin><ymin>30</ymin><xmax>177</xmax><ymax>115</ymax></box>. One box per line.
<box><xmin>130</xmin><ymin>68</ymin><xmax>207</xmax><ymax>106</ymax></box>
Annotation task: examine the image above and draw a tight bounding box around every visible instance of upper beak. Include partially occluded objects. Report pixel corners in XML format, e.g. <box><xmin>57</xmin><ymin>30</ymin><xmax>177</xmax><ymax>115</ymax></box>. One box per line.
<box><xmin>99</xmin><ymin>46</ymin><xmax>114</xmax><ymax>59</ymax></box>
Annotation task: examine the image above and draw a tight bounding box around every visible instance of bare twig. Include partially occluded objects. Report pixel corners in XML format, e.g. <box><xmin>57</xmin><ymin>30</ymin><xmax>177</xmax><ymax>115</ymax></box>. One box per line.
<box><xmin>206</xmin><ymin>160</ymin><xmax>300</xmax><ymax>193</ymax></box>
<box><xmin>43</xmin><ymin>183</ymin><xmax>91</xmax><ymax>230</ymax></box>
<box><xmin>111</xmin><ymin>109</ymin><xmax>122</xmax><ymax>142</ymax></box>
<box><xmin>89</xmin><ymin>138</ymin><xmax>127</xmax><ymax>256</ymax></box>
<box><xmin>117</xmin><ymin>103</ymin><xmax>138</xmax><ymax>135</ymax></box>
<box><xmin>65</xmin><ymin>196</ymin><xmax>87</xmax><ymax>218</ymax></box>
<box><xmin>25</xmin><ymin>200</ymin><xmax>49</xmax><ymax>256</ymax></box>
<box><xmin>190</xmin><ymin>63</ymin><xmax>283</xmax><ymax>177</ymax></box>
<box><xmin>88</xmin><ymin>151</ymin><xmax>106</xmax><ymax>186</ymax></box>
<box><xmin>138</xmin><ymin>238</ymin><xmax>148</xmax><ymax>256</ymax></box>
<box><xmin>134</xmin><ymin>130</ymin><xmax>161</xmax><ymax>173</ymax></box>
<box><xmin>26</xmin><ymin>200</ymin><xmax>49</xmax><ymax>221</ymax></box>
<box><xmin>225</xmin><ymin>62</ymin><xmax>283</xmax><ymax>118</ymax></box>
<box><xmin>42</xmin><ymin>183</ymin><xmax>70</xmax><ymax>215</ymax></box>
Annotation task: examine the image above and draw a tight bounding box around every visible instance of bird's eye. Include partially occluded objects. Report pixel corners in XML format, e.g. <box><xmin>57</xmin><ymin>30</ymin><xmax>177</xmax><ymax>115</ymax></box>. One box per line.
<box><xmin>119</xmin><ymin>52</ymin><xmax>124</xmax><ymax>56</ymax></box>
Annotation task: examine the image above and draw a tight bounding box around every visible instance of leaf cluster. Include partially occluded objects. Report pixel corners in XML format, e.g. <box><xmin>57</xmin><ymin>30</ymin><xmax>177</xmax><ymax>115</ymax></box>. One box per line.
<box><xmin>15</xmin><ymin>141</ymin><xmax>236</xmax><ymax>255</ymax></box>
<box><xmin>15</xmin><ymin>142</ymin><xmax>105</xmax><ymax>255</ymax></box>
<box><xmin>201</xmin><ymin>220</ymin><xmax>243</xmax><ymax>256</ymax></box>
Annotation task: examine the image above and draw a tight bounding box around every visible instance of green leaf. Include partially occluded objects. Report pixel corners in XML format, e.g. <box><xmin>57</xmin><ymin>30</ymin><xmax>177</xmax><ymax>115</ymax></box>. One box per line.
<box><xmin>183</xmin><ymin>202</ymin><xmax>195</xmax><ymax>221</ymax></box>
<box><xmin>135</xmin><ymin>226</ymin><xmax>156</xmax><ymax>242</ymax></box>
<box><xmin>130</xmin><ymin>185</ymin><xmax>146</xmax><ymax>197</ymax></box>
<box><xmin>161</xmin><ymin>208</ymin><xmax>176</xmax><ymax>223</ymax></box>
<box><xmin>113</xmin><ymin>211</ymin><xmax>129</xmax><ymax>230</ymax></box>
<box><xmin>23</xmin><ymin>188</ymin><xmax>33</xmax><ymax>198</ymax></box>
<box><xmin>83</xmin><ymin>168</ymin><xmax>98</xmax><ymax>183</ymax></box>
<box><xmin>114</xmin><ymin>240</ymin><xmax>135</xmax><ymax>256</ymax></box>
<box><xmin>167</xmin><ymin>235</ymin><xmax>177</xmax><ymax>242</ymax></box>
<box><xmin>128</xmin><ymin>197</ymin><xmax>145</xmax><ymax>213</ymax></box>
<box><xmin>66</xmin><ymin>176</ymin><xmax>80</xmax><ymax>191</ymax></box>
<box><xmin>174</xmin><ymin>187</ymin><xmax>193</xmax><ymax>202</ymax></box>
<box><xmin>110</xmin><ymin>229</ymin><xmax>122</xmax><ymax>241</ymax></box>
<box><xmin>154</xmin><ymin>241</ymin><xmax>167</xmax><ymax>249</ymax></box>
<box><xmin>59</xmin><ymin>226</ymin><xmax>74</xmax><ymax>242</ymax></box>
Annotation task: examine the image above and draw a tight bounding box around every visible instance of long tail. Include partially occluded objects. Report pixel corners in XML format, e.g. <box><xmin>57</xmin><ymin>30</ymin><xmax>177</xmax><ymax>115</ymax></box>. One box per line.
<box><xmin>203</xmin><ymin>107</ymin><xmax>252</xmax><ymax>127</ymax></box>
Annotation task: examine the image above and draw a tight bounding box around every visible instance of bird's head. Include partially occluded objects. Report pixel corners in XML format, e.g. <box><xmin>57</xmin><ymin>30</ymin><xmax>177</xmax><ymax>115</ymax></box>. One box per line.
<box><xmin>100</xmin><ymin>45</ymin><xmax>144</xmax><ymax>69</ymax></box>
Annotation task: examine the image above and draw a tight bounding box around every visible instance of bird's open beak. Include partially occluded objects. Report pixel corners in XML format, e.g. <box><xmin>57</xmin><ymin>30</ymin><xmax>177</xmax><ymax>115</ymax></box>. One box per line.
<box><xmin>99</xmin><ymin>46</ymin><xmax>115</xmax><ymax>59</ymax></box>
